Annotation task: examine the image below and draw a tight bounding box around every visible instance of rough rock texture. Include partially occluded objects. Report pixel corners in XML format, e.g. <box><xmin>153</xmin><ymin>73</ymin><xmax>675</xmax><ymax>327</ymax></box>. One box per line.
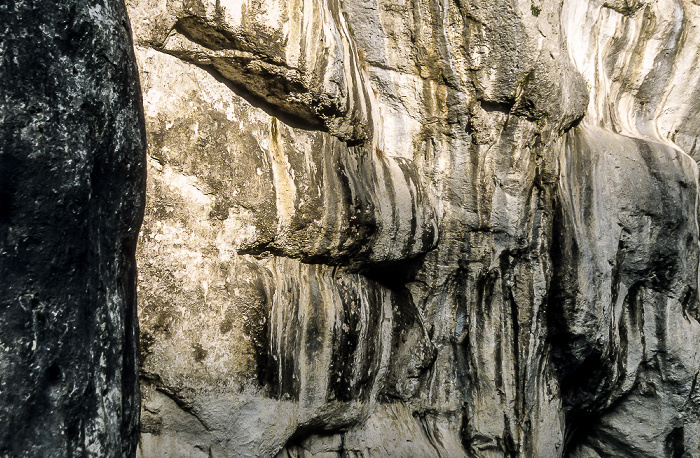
<box><xmin>554</xmin><ymin>2</ymin><xmax>700</xmax><ymax>455</ymax></box>
<box><xmin>0</xmin><ymin>0</ymin><xmax>146</xmax><ymax>456</ymax></box>
<box><xmin>127</xmin><ymin>0</ymin><xmax>700</xmax><ymax>456</ymax></box>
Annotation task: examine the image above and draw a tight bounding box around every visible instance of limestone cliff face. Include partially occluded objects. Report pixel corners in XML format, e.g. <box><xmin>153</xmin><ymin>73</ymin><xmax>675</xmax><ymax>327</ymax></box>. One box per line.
<box><xmin>127</xmin><ymin>0</ymin><xmax>700</xmax><ymax>456</ymax></box>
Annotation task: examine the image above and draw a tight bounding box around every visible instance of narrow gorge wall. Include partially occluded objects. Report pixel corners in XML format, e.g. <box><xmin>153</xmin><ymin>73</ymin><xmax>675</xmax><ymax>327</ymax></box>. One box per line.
<box><xmin>126</xmin><ymin>0</ymin><xmax>700</xmax><ymax>456</ymax></box>
<box><xmin>0</xmin><ymin>1</ymin><xmax>146</xmax><ymax>455</ymax></box>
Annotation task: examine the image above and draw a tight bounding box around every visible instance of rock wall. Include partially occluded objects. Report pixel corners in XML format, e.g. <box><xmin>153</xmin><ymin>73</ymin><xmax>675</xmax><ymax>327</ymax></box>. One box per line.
<box><xmin>0</xmin><ymin>0</ymin><xmax>146</xmax><ymax>455</ymax></box>
<box><xmin>127</xmin><ymin>0</ymin><xmax>700</xmax><ymax>456</ymax></box>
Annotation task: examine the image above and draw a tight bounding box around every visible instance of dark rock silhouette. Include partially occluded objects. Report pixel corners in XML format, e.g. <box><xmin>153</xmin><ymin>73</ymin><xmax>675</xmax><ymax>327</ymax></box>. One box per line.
<box><xmin>0</xmin><ymin>1</ymin><xmax>146</xmax><ymax>455</ymax></box>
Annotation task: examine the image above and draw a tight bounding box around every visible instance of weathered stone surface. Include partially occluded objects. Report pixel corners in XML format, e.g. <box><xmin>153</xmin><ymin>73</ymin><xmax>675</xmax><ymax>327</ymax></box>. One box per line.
<box><xmin>0</xmin><ymin>0</ymin><xmax>146</xmax><ymax>456</ymax></box>
<box><xmin>127</xmin><ymin>0</ymin><xmax>700</xmax><ymax>456</ymax></box>
<box><xmin>129</xmin><ymin>0</ymin><xmax>373</xmax><ymax>143</ymax></box>
<box><xmin>554</xmin><ymin>125</ymin><xmax>700</xmax><ymax>457</ymax></box>
<box><xmin>553</xmin><ymin>1</ymin><xmax>700</xmax><ymax>455</ymax></box>
<box><xmin>564</xmin><ymin>0</ymin><xmax>700</xmax><ymax>158</ymax></box>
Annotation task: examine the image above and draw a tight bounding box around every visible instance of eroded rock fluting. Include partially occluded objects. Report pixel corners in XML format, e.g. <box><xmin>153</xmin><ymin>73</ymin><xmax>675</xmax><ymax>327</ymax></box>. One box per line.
<box><xmin>0</xmin><ymin>1</ymin><xmax>146</xmax><ymax>455</ymax></box>
<box><xmin>127</xmin><ymin>0</ymin><xmax>700</xmax><ymax>456</ymax></box>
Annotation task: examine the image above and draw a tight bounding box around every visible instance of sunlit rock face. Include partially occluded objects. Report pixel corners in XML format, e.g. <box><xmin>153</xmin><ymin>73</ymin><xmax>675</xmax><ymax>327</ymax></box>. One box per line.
<box><xmin>127</xmin><ymin>0</ymin><xmax>700</xmax><ymax>456</ymax></box>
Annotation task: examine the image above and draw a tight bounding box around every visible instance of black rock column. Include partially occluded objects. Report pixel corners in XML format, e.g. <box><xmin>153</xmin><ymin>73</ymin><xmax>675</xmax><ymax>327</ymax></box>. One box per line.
<box><xmin>0</xmin><ymin>1</ymin><xmax>146</xmax><ymax>455</ymax></box>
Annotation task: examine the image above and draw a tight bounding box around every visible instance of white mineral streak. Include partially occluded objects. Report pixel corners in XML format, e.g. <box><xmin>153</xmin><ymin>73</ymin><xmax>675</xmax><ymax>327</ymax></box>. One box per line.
<box><xmin>128</xmin><ymin>0</ymin><xmax>700</xmax><ymax>456</ymax></box>
<box><xmin>563</xmin><ymin>0</ymin><xmax>700</xmax><ymax>155</ymax></box>
<box><xmin>267</xmin><ymin>119</ymin><xmax>298</xmax><ymax>234</ymax></box>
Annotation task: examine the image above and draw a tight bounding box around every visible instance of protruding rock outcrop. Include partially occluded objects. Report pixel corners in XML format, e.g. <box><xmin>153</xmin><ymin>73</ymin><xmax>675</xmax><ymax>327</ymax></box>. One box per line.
<box><xmin>0</xmin><ymin>1</ymin><xmax>146</xmax><ymax>455</ymax></box>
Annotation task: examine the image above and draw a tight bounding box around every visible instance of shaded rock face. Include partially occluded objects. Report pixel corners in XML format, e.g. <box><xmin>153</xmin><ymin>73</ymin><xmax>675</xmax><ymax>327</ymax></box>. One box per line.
<box><xmin>128</xmin><ymin>0</ymin><xmax>700</xmax><ymax>457</ymax></box>
<box><xmin>0</xmin><ymin>0</ymin><xmax>146</xmax><ymax>456</ymax></box>
<box><xmin>553</xmin><ymin>2</ymin><xmax>700</xmax><ymax>455</ymax></box>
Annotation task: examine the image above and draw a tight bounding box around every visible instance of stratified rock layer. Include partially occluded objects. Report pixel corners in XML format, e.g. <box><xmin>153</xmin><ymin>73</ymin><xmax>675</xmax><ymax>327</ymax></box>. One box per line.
<box><xmin>128</xmin><ymin>0</ymin><xmax>700</xmax><ymax>456</ymax></box>
<box><xmin>0</xmin><ymin>1</ymin><xmax>146</xmax><ymax>455</ymax></box>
